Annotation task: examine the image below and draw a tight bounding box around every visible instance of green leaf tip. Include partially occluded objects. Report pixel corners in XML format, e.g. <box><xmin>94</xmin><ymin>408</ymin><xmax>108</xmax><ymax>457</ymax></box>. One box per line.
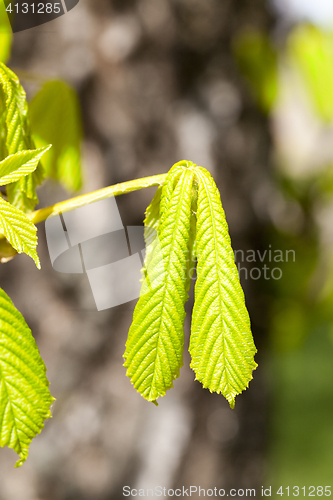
<box><xmin>0</xmin><ymin>288</ymin><xmax>55</xmax><ymax>467</ymax></box>
<box><xmin>0</xmin><ymin>146</ymin><xmax>52</xmax><ymax>186</ymax></box>
<box><xmin>125</xmin><ymin>160</ymin><xmax>257</xmax><ymax>406</ymax></box>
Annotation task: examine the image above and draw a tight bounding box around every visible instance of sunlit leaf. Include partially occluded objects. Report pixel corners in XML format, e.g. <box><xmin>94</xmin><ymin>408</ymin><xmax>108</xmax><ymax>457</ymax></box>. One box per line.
<box><xmin>190</xmin><ymin>166</ymin><xmax>257</xmax><ymax>408</ymax></box>
<box><xmin>0</xmin><ymin>146</ymin><xmax>51</xmax><ymax>186</ymax></box>
<box><xmin>0</xmin><ymin>62</ymin><xmax>43</xmax><ymax>212</ymax></box>
<box><xmin>124</xmin><ymin>166</ymin><xmax>195</xmax><ymax>402</ymax></box>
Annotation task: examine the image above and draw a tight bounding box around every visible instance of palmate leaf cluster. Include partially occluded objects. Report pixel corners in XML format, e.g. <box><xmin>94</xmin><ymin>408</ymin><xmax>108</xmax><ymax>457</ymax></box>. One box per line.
<box><xmin>0</xmin><ymin>61</ymin><xmax>82</xmax><ymax>466</ymax></box>
<box><xmin>124</xmin><ymin>161</ymin><xmax>257</xmax><ymax>408</ymax></box>
<box><xmin>0</xmin><ymin>61</ymin><xmax>55</xmax><ymax>466</ymax></box>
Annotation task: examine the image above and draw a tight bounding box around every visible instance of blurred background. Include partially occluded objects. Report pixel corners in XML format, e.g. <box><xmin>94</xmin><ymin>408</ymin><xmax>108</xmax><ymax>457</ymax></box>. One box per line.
<box><xmin>1</xmin><ymin>0</ymin><xmax>333</xmax><ymax>498</ymax></box>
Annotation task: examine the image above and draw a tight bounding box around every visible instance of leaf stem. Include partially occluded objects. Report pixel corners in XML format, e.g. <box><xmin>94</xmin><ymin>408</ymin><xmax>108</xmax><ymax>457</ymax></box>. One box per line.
<box><xmin>29</xmin><ymin>173</ymin><xmax>167</xmax><ymax>225</ymax></box>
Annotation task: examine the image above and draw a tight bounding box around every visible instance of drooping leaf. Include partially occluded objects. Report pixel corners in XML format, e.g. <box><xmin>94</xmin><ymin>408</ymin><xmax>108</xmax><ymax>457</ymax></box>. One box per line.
<box><xmin>190</xmin><ymin>166</ymin><xmax>257</xmax><ymax>408</ymax></box>
<box><xmin>0</xmin><ymin>62</ymin><xmax>43</xmax><ymax>211</ymax></box>
<box><xmin>30</xmin><ymin>80</ymin><xmax>83</xmax><ymax>192</ymax></box>
<box><xmin>0</xmin><ymin>2</ymin><xmax>12</xmax><ymax>63</ymax></box>
<box><xmin>0</xmin><ymin>146</ymin><xmax>51</xmax><ymax>186</ymax></box>
<box><xmin>124</xmin><ymin>166</ymin><xmax>195</xmax><ymax>402</ymax></box>
<box><xmin>0</xmin><ymin>197</ymin><xmax>40</xmax><ymax>268</ymax></box>
<box><xmin>0</xmin><ymin>287</ymin><xmax>54</xmax><ymax>467</ymax></box>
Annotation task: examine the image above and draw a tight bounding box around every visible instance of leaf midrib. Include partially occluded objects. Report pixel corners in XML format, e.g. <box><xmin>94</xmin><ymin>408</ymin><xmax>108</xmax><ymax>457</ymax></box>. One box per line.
<box><xmin>193</xmin><ymin>169</ymin><xmax>244</xmax><ymax>398</ymax></box>
<box><xmin>194</xmin><ymin>169</ymin><xmax>225</xmax><ymax>343</ymax></box>
<box><xmin>148</xmin><ymin>169</ymin><xmax>192</xmax><ymax>399</ymax></box>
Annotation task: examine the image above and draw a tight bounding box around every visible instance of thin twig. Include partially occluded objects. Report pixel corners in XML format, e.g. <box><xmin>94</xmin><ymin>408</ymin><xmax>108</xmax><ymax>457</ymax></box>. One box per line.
<box><xmin>29</xmin><ymin>173</ymin><xmax>167</xmax><ymax>225</ymax></box>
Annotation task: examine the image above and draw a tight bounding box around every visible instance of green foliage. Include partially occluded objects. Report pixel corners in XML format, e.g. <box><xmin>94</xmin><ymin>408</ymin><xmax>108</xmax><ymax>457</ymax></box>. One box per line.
<box><xmin>0</xmin><ymin>64</ymin><xmax>54</xmax><ymax>463</ymax></box>
<box><xmin>0</xmin><ymin>288</ymin><xmax>54</xmax><ymax>467</ymax></box>
<box><xmin>124</xmin><ymin>166</ymin><xmax>195</xmax><ymax>402</ymax></box>
<box><xmin>233</xmin><ymin>30</ymin><xmax>278</xmax><ymax>112</ymax></box>
<box><xmin>0</xmin><ymin>1</ymin><xmax>12</xmax><ymax>63</ymax></box>
<box><xmin>0</xmin><ymin>145</ymin><xmax>51</xmax><ymax>268</ymax></box>
<box><xmin>288</xmin><ymin>25</ymin><xmax>333</xmax><ymax>122</ymax></box>
<box><xmin>0</xmin><ymin>62</ymin><xmax>43</xmax><ymax>212</ymax></box>
<box><xmin>190</xmin><ymin>167</ymin><xmax>257</xmax><ymax>408</ymax></box>
<box><xmin>268</xmin><ymin>326</ymin><xmax>333</xmax><ymax>487</ymax></box>
<box><xmin>30</xmin><ymin>80</ymin><xmax>83</xmax><ymax>192</ymax></box>
<box><xmin>0</xmin><ymin>62</ymin><xmax>90</xmax><ymax>466</ymax></box>
<box><xmin>125</xmin><ymin>161</ymin><xmax>257</xmax><ymax>407</ymax></box>
<box><xmin>0</xmin><ymin>146</ymin><xmax>51</xmax><ymax>185</ymax></box>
